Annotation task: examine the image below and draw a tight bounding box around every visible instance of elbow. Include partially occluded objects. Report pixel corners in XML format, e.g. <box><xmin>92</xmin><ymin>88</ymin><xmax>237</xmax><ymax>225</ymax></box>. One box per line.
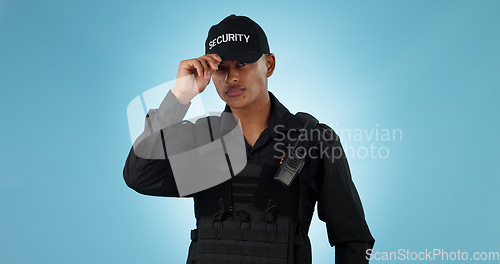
<box><xmin>122</xmin><ymin>156</ymin><xmax>179</xmax><ymax>197</ymax></box>
<box><xmin>122</xmin><ymin>165</ymin><xmax>154</xmax><ymax>195</ymax></box>
<box><xmin>123</xmin><ymin>161</ymin><xmax>141</xmax><ymax>192</ymax></box>
<box><xmin>122</xmin><ymin>147</ymin><xmax>149</xmax><ymax>194</ymax></box>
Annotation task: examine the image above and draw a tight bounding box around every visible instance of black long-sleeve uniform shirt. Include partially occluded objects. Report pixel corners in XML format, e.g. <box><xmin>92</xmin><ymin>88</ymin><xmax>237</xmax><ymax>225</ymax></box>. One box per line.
<box><xmin>124</xmin><ymin>90</ymin><xmax>375</xmax><ymax>263</ymax></box>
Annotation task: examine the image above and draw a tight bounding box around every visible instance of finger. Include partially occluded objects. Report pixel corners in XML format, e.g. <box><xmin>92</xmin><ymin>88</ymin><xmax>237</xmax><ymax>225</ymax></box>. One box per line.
<box><xmin>204</xmin><ymin>54</ymin><xmax>222</xmax><ymax>68</ymax></box>
<box><xmin>202</xmin><ymin>55</ymin><xmax>220</xmax><ymax>71</ymax></box>
<box><xmin>197</xmin><ymin>58</ymin><xmax>210</xmax><ymax>79</ymax></box>
<box><xmin>187</xmin><ymin>59</ymin><xmax>204</xmax><ymax>77</ymax></box>
<box><xmin>206</xmin><ymin>53</ymin><xmax>222</xmax><ymax>62</ymax></box>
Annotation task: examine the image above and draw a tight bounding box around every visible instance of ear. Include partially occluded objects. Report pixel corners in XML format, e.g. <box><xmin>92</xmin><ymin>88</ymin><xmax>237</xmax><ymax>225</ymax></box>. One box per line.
<box><xmin>265</xmin><ymin>53</ymin><xmax>276</xmax><ymax>77</ymax></box>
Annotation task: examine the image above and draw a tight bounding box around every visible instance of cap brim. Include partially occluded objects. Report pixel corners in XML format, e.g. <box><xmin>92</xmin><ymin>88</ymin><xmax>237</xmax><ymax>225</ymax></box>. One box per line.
<box><xmin>216</xmin><ymin>49</ymin><xmax>264</xmax><ymax>63</ymax></box>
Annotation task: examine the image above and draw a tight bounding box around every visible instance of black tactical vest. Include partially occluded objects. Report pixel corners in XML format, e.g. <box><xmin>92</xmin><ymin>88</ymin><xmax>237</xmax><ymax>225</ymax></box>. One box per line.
<box><xmin>186</xmin><ymin>113</ymin><xmax>318</xmax><ymax>264</ymax></box>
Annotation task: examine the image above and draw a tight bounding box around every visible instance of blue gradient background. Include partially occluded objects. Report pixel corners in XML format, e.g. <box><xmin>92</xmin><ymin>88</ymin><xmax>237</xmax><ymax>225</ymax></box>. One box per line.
<box><xmin>1</xmin><ymin>0</ymin><xmax>499</xmax><ymax>263</ymax></box>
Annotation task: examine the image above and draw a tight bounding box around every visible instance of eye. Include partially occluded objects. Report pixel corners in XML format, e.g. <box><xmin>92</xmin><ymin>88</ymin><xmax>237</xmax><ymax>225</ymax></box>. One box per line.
<box><xmin>237</xmin><ymin>62</ymin><xmax>248</xmax><ymax>67</ymax></box>
<box><xmin>216</xmin><ymin>65</ymin><xmax>226</xmax><ymax>71</ymax></box>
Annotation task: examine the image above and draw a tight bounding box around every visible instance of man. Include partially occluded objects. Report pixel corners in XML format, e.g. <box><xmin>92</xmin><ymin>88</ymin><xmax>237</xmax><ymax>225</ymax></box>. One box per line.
<box><xmin>124</xmin><ymin>14</ymin><xmax>375</xmax><ymax>263</ymax></box>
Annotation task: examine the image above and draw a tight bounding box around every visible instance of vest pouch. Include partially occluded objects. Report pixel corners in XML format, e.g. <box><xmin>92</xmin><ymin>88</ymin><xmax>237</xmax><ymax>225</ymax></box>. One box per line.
<box><xmin>192</xmin><ymin>215</ymin><xmax>295</xmax><ymax>264</ymax></box>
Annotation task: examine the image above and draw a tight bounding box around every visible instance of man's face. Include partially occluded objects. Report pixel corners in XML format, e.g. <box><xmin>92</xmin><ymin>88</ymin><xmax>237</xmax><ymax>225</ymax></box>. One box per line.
<box><xmin>212</xmin><ymin>54</ymin><xmax>275</xmax><ymax>110</ymax></box>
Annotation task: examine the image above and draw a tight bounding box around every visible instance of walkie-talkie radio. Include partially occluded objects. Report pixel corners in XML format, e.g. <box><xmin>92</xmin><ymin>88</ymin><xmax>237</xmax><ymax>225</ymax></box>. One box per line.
<box><xmin>274</xmin><ymin>113</ymin><xmax>318</xmax><ymax>187</ymax></box>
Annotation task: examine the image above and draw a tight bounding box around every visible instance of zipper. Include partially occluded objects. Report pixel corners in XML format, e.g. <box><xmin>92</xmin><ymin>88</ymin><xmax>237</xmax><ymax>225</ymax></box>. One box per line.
<box><xmin>220</xmin><ymin>133</ymin><xmax>234</xmax><ymax>214</ymax></box>
<box><xmin>229</xmin><ymin>172</ymin><xmax>233</xmax><ymax>213</ymax></box>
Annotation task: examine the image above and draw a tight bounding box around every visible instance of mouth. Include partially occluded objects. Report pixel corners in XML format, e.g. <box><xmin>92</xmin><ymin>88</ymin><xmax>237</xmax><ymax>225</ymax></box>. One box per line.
<box><xmin>225</xmin><ymin>87</ymin><xmax>245</xmax><ymax>97</ymax></box>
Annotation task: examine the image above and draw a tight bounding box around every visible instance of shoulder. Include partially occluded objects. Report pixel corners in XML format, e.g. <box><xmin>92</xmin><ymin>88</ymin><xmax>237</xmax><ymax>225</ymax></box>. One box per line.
<box><xmin>290</xmin><ymin>112</ymin><xmax>340</xmax><ymax>144</ymax></box>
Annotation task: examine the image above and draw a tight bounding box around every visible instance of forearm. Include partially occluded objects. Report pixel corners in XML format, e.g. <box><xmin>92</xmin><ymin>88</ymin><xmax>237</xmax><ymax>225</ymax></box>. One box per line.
<box><xmin>336</xmin><ymin>241</ymin><xmax>374</xmax><ymax>264</ymax></box>
<box><xmin>123</xmin><ymin>146</ymin><xmax>180</xmax><ymax>197</ymax></box>
<box><xmin>132</xmin><ymin>89</ymin><xmax>191</xmax><ymax>159</ymax></box>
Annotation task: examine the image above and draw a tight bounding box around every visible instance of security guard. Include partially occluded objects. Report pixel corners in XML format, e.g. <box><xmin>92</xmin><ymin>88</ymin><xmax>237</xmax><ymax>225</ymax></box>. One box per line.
<box><xmin>124</xmin><ymin>15</ymin><xmax>375</xmax><ymax>264</ymax></box>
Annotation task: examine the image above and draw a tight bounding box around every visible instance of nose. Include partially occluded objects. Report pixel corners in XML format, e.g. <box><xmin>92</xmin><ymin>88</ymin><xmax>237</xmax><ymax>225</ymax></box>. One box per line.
<box><xmin>225</xmin><ymin>66</ymin><xmax>239</xmax><ymax>83</ymax></box>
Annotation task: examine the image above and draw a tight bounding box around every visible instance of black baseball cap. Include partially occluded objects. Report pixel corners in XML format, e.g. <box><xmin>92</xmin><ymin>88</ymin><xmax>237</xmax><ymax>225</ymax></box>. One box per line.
<box><xmin>205</xmin><ymin>14</ymin><xmax>270</xmax><ymax>63</ymax></box>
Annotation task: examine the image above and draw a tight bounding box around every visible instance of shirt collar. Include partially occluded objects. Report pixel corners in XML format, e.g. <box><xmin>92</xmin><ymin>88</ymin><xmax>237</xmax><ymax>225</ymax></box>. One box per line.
<box><xmin>221</xmin><ymin>91</ymin><xmax>303</xmax><ymax>135</ymax></box>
